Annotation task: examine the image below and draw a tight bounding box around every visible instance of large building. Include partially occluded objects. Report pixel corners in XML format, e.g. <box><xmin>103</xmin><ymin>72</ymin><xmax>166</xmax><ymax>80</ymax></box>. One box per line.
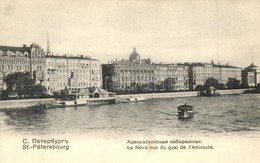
<box><xmin>44</xmin><ymin>54</ymin><xmax>101</xmax><ymax>94</ymax></box>
<box><xmin>242</xmin><ymin>63</ymin><xmax>260</xmax><ymax>87</ymax></box>
<box><xmin>189</xmin><ymin>61</ymin><xmax>242</xmax><ymax>90</ymax></box>
<box><xmin>102</xmin><ymin>48</ymin><xmax>155</xmax><ymax>92</ymax></box>
<box><xmin>0</xmin><ymin>43</ymin><xmax>46</xmax><ymax>90</ymax></box>
<box><xmin>102</xmin><ymin>48</ymin><xmax>190</xmax><ymax>92</ymax></box>
<box><xmin>0</xmin><ymin>43</ymin><xmax>102</xmax><ymax>94</ymax></box>
<box><xmin>154</xmin><ymin>63</ymin><xmax>189</xmax><ymax>91</ymax></box>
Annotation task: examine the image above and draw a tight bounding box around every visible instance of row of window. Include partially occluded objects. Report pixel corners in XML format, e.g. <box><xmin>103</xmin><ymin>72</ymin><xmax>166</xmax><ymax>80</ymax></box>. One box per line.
<box><xmin>0</xmin><ymin>59</ymin><xmax>45</xmax><ymax>64</ymax></box>
<box><xmin>47</xmin><ymin>61</ymin><xmax>99</xmax><ymax>67</ymax></box>
<box><xmin>0</xmin><ymin>65</ymin><xmax>31</xmax><ymax>71</ymax></box>
<box><xmin>48</xmin><ymin>82</ymin><xmax>92</xmax><ymax>88</ymax></box>
<box><xmin>48</xmin><ymin>74</ymin><xmax>98</xmax><ymax>80</ymax></box>
<box><xmin>47</xmin><ymin>68</ymin><xmax>100</xmax><ymax>74</ymax></box>
<box><xmin>113</xmin><ymin>69</ymin><xmax>155</xmax><ymax>73</ymax></box>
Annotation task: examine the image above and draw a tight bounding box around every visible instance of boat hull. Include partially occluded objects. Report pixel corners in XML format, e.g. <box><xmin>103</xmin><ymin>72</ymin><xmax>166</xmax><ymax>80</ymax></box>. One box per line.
<box><xmin>177</xmin><ymin>104</ymin><xmax>194</xmax><ymax>118</ymax></box>
<box><xmin>86</xmin><ymin>97</ymin><xmax>116</xmax><ymax>105</ymax></box>
<box><xmin>178</xmin><ymin>110</ymin><xmax>194</xmax><ymax>118</ymax></box>
<box><xmin>59</xmin><ymin>99</ymin><xmax>87</xmax><ymax>107</ymax></box>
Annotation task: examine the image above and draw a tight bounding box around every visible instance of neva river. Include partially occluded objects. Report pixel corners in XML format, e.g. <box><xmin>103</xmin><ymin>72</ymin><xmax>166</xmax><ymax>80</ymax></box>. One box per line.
<box><xmin>0</xmin><ymin>94</ymin><xmax>260</xmax><ymax>137</ymax></box>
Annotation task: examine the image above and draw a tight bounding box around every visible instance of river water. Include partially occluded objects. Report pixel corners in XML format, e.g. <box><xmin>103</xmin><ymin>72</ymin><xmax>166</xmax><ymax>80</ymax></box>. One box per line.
<box><xmin>0</xmin><ymin>94</ymin><xmax>260</xmax><ymax>137</ymax></box>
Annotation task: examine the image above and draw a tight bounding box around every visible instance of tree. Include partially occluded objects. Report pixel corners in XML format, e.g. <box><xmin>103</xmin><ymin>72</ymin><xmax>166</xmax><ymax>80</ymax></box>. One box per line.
<box><xmin>203</xmin><ymin>77</ymin><xmax>219</xmax><ymax>89</ymax></box>
<box><xmin>4</xmin><ymin>72</ymin><xmax>34</xmax><ymax>98</ymax></box>
<box><xmin>226</xmin><ymin>78</ymin><xmax>241</xmax><ymax>89</ymax></box>
<box><xmin>195</xmin><ymin>85</ymin><xmax>204</xmax><ymax>91</ymax></box>
<box><xmin>32</xmin><ymin>85</ymin><xmax>47</xmax><ymax>97</ymax></box>
<box><xmin>4</xmin><ymin>72</ymin><xmax>47</xmax><ymax>99</ymax></box>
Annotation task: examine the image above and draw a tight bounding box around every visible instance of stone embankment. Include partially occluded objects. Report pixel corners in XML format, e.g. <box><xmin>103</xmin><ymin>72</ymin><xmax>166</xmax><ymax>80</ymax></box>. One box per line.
<box><xmin>0</xmin><ymin>89</ymin><xmax>251</xmax><ymax>110</ymax></box>
<box><xmin>116</xmin><ymin>91</ymin><xmax>199</xmax><ymax>100</ymax></box>
<box><xmin>0</xmin><ymin>98</ymin><xmax>54</xmax><ymax>110</ymax></box>
<box><xmin>116</xmin><ymin>89</ymin><xmax>249</xmax><ymax>100</ymax></box>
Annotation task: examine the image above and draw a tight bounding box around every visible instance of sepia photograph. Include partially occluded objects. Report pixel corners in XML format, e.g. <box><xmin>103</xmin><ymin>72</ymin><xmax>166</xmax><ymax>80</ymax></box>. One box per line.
<box><xmin>0</xmin><ymin>0</ymin><xmax>259</xmax><ymax>162</ymax></box>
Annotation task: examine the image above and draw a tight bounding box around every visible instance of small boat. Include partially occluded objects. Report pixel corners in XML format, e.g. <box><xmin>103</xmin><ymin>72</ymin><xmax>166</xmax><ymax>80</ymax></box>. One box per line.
<box><xmin>128</xmin><ymin>96</ymin><xmax>146</xmax><ymax>102</ymax></box>
<box><xmin>177</xmin><ymin>104</ymin><xmax>194</xmax><ymax>118</ymax></box>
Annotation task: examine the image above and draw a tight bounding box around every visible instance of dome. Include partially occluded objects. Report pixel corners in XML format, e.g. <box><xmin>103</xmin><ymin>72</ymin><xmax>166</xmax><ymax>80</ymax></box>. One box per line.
<box><xmin>129</xmin><ymin>47</ymin><xmax>141</xmax><ymax>62</ymax></box>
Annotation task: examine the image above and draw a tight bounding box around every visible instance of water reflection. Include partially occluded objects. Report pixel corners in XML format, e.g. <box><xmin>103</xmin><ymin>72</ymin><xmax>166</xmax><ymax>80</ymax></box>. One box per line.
<box><xmin>4</xmin><ymin>108</ymin><xmax>49</xmax><ymax>134</ymax></box>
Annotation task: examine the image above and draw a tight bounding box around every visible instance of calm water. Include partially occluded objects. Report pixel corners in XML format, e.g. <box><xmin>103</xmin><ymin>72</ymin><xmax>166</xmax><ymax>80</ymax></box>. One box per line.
<box><xmin>0</xmin><ymin>94</ymin><xmax>260</xmax><ymax>137</ymax></box>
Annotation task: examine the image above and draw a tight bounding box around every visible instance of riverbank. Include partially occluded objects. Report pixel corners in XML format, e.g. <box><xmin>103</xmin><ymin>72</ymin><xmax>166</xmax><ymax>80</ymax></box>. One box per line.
<box><xmin>0</xmin><ymin>89</ymin><xmax>251</xmax><ymax>110</ymax></box>
<box><xmin>0</xmin><ymin>98</ymin><xmax>54</xmax><ymax>110</ymax></box>
<box><xmin>116</xmin><ymin>89</ymin><xmax>249</xmax><ymax>100</ymax></box>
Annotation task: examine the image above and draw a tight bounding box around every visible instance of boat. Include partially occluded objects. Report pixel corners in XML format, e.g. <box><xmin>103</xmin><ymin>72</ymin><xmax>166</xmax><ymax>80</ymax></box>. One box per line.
<box><xmin>85</xmin><ymin>87</ymin><xmax>116</xmax><ymax>105</ymax></box>
<box><xmin>60</xmin><ymin>92</ymin><xmax>87</xmax><ymax>107</ymax></box>
<box><xmin>53</xmin><ymin>87</ymin><xmax>116</xmax><ymax>107</ymax></box>
<box><xmin>200</xmin><ymin>86</ymin><xmax>220</xmax><ymax>97</ymax></box>
<box><xmin>128</xmin><ymin>96</ymin><xmax>146</xmax><ymax>102</ymax></box>
<box><xmin>177</xmin><ymin>104</ymin><xmax>194</xmax><ymax>118</ymax></box>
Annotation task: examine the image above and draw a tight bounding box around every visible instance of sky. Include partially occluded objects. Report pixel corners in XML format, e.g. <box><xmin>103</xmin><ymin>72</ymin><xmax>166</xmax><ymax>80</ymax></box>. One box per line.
<box><xmin>0</xmin><ymin>0</ymin><xmax>259</xmax><ymax>67</ymax></box>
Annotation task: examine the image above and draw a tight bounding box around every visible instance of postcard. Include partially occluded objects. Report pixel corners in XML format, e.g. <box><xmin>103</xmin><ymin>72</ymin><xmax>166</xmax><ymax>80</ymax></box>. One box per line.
<box><xmin>0</xmin><ymin>0</ymin><xmax>259</xmax><ymax>162</ymax></box>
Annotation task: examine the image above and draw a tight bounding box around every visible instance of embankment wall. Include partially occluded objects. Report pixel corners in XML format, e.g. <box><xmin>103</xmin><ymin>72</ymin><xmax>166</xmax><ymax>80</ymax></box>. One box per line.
<box><xmin>116</xmin><ymin>89</ymin><xmax>248</xmax><ymax>100</ymax></box>
<box><xmin>0</xmin><ymin>98</ymin><xmax>54</xmax><ymax>110</ymax></box>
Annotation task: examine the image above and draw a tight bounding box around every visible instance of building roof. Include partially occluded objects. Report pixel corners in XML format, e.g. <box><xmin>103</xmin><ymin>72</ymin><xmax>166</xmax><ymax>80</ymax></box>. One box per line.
<box><xmin>107</xmin><ymin>59</ymin><xmax>153</xmax><ymax>67</ymax></box>
<box><xmin>214</xmin><ymin>64</ymin><xmax>241</xmax><ymax>69</ymax></box>
<box><xmin>45</xmin><ymin>54</ymin><xmax>97</xmax><ymax>60</ymax></box>
<box><xmin>86</xmin><ymin>87</ymin><xmax>115</xmax><ymax>95</ymax></box>
<box><xmin>190</xmin><ymin>62</ymin><xmax>241</xmax><ymax>69</ymax></box>
<box><xmin>245</xmin><ymin>63</ymin><xmax>258</xmax><ymax>70</ymax></box>
<box><xmin>0</xmin><ymin>45</ymin><xmax>30</xmax><ymax>54</ymax></box>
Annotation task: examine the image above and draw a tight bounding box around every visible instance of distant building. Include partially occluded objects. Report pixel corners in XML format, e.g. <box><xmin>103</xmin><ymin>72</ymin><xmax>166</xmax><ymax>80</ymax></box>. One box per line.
<box><xmin>102</xmin><ymin>48</ymin><xmax>189</xmax><ymax>92</ymax></box>
<box><xmin>242</xmin><ymin>63</ymin><xmax>260</xmax><ymax>87</ymax></box>
<box><xmin>0</xmin><ymin>43</ymin><xmax>102</xmax><ymax>94</ymax></box>
<box><xmin>102</xmin><ymin>48</ymin><xmax>155</xmax><ymax>92</ymax></box>
<box><xmin>0</xmin><ymin>43</ymin><xmax>46</xmax><ymax>90</ymax></box>
<box><xmin>154</xmin><ymin>63</ymin><xmax>189</xmax><ymax>91</ymax></box>
<box><xmin>218</xmin><ymin>64</ymin><xmax>242</xmax><ymax>84</ymax></box>
<box><xmin>45</xmin><ymin>54</ymin><xmax>101</xmax><ymax>94</ymax></box>
<box><xmin>189</xmin><ymin>61</ymin><xmax>242</xmax><ymax>90</ymax></box>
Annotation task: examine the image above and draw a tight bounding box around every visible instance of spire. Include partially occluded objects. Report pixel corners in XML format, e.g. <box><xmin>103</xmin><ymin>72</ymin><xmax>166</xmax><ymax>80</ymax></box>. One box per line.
<box><xmin>251</xmin><ymin>48</ymin><xmax>254</xmax><ymax>64</ymax></box>
<box><xmin>47</xmin><ymin>34</ymin><xmax>50</xmax><ymax>54</ymax></box>
<box><xmin>133</xmin><ymin>47</ymin><xmax>136</xmax><ymax>52</ymax></box>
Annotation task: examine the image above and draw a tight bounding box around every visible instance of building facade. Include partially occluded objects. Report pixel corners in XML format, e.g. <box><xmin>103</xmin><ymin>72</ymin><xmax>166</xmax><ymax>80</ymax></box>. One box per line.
<box><xmin>154</xmin><ymin>63</ymin><xmax>189</xmax><ymax>91</ymax></box>
<box><xmin>0</xmin><ymin>43</ymin><xmax>46</xmax><ymax>90</ymax></box>
<box><xmin>242</xmin><ymin>63</ymin><xmax>260</xmax><ymax>87</ymax></box>
<box><xmin>102</xmin><ymin>48</ymin><xmax>155</xmax><ymax>92</ymax></box>
<box><xmin>45</xmin><ymin>54</ymin><xmax>101</xmax><ymax>93</ymax></box>
<box><xmin>102</xmin><ymin>48</ymin><xmax>189</xmax><ymax>92</ymax></box>
<box><xmin>219</xmin><ymin>64</ymin><xmax>242</xmax><ymax>84</ymax></box>
<box><xmin>0</xmin><ymin>43</ymin><xmax>102</xmax><ymax>94</ymax></box>
<box><xmin>189</xmin><ymin>62</ymin><xmax>242</xmax><ymax>90</ymax></box>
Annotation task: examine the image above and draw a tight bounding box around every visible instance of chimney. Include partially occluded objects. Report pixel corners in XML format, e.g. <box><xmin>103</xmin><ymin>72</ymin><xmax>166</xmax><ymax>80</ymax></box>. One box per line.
<box><xmin>23</xmin><ymin>44</ymin><xmax>27</xmax><ymax>48</ymax></box>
